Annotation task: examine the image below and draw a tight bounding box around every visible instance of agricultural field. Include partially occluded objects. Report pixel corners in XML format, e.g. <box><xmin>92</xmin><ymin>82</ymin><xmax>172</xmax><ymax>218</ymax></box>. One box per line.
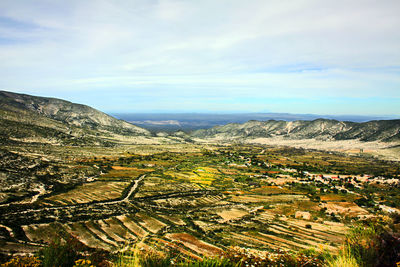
<box><xmin>39</xmin><ymin>181</ymin><xmax>130</xmax><ymax>206</ymax></box>
<box><xmin>1</xmin><ymin>143</ymin><xmax>400</xmax><ymax>262</ymax></box>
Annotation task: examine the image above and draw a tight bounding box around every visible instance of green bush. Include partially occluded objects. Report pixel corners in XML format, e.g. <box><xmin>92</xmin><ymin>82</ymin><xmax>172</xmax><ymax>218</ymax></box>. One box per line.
<box><xmin>38</xmin><ymin>235</ymin><xmax>84</xmax><ymax>267</ymax></box>
<box><xmin>345</xmin><ymin>224</ymin><xmax>379</xmax><ymax>266</ymax></box>
<box><xmin>333</xmin><ymin>216</ymin><xmax>400</xmax><ymax>267</ymax></box>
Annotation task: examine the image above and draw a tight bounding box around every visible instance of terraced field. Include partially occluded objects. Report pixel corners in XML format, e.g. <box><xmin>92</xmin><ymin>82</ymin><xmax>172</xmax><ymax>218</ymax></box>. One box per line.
<box><xmin>39</xmin><ymin>181</ymin><xmax>130</xmax><ymax>205</ymax></box>
<box><xmin>4</xmin><ymin>144</ymin><xmax>394</xmax><ymax>261</ymax></box>
<box><xmin>216</xmin><ymin>212</ymin><xmax>346</xmax><ymax>253</ymax></box>
<box><xmin>22</xmin><ymin>214</ymin><xmax>150</xmax><ymax>250</ymax></box>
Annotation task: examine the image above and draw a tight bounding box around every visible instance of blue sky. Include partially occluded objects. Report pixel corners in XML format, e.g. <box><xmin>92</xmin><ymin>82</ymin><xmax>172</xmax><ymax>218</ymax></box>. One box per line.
<box><xmin>0</xmin><ymin>0</ymin><xmax>399</xmax><ymax>115</ymax></box>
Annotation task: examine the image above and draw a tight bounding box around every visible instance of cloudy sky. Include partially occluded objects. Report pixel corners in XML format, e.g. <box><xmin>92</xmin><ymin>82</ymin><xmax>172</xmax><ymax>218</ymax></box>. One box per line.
<box><xmin>0</xmin><ymin>0</ymin><xmax>399</xmax><ymax>115</ymax></box>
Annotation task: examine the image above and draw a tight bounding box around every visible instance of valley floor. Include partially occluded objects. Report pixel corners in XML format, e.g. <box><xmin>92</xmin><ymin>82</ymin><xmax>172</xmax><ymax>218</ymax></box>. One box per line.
<box><xmin>0</xmin><ymin>143</ymin><xmax>399</xmax><ymax>263</ymax></box>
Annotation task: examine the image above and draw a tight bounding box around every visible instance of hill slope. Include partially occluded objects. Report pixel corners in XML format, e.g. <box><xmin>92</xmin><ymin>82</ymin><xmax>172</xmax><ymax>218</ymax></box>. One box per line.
<box><xmin>0</xmin><ymin>90</ymin><xmax>151</xmax><ymax>145</ymax></box>
<box><xmin>191</xmin><ymin>119</ymin><xmax>400</xmax><ymax>142</ymax></box>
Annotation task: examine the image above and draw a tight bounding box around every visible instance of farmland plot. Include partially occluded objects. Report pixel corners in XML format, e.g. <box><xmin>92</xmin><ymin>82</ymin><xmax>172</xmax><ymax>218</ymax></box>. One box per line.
<box><xmin>100</xmin><ymin>168</ymin><xmax>151</xmax><ymax>181</ymax></box>
<box><xmin>98</xmin><ymin>218</ymin><xmax>137</xmax><ymax>242</ymax></box>
<box><xmin>322</xmin><ymin>201</ymin><xmax>369</xmax><ymax>217</ymax></box>
<box><xmin>22</xmin><ymin>223</ymin><xmax>61</xmax><ymax>243</ymax></box>
<box><xmin>220</xmin><ymin>232</ymin><xmax>278</xmax><ymax>250</ymax></box>
<box><xmin>23</xmin><ymin>221</ymin><xmax>116</xmax><ymax>251</ymax></box>
<box><xmin>151</xmin><ymin>195</ymin><xmax>225</xmax><ymax>208</ymax></box>
<box><xmin>247</xmin><ymin>231</ymin><xmax>311</xmax><ymax>250</ymax></box>
<box><xmin>64</xmin><ymin>222</ymin><xmax>114</xmax><ymax>250</ymax></box>
<box><xmin>159</xmin><ymin>215</ymin><xmax>186</xmax><ymax>226</ymax></box>
<box><xmin>250</xmin><ymin>185</ymin><xmax>298</xmax><ymax>195</ymax></box>
<box><xmin>135</xmin><ymin>177</ymin><xmax>203</xmax><ymax>198</ymax></box>
<box><xmin>229</xmin><ymin>194</ymin><xmax>309</xmax><ymax>203</ymax></box>
<box><xmin>216</xmin><ymin>208</ymin><xmax>249</xmax><ymax>222</ymax></box>
<box><xmin>166</xmin><ymin>233</ymin><xmax>222</xmax><ymax>257</ymax></box>
<box><xmin>265</xmin><ymin>224</ymin><xmax>338</xmax><ymax>251</ymax></box>
<box><xmin>283</xmin><ymin>218</ymin><xmax>346</xmax><ymax>243</ymax></box>
<box><xmin>152</xmin><ymin>237</ymin><xmax>201</xmax><ymax>260</ymax></box>
<box><xmin>40</xmin><ymin>181</ymin><xmax>130</xmax><ymax>205</ymax></box>
<box><xmin>84</xmin><ymin>220</ymin><xmax>120</xmax><ymax>247</ymax></box>
<box><xmin>115</xmin><ymin>215</ymin><xmax>149</xmax><ymax>238</ymax></box>
<box><xmin>196</xmin><ymin>195</ymin><xmax>227</xmax><ymax>205</ymax></box>
<box><xmin>214</xmin><ymin>211</ymin><xmax>346</xmax><ymax>252</ymax></box>
<box><xmin>165</xmin><ymin>167</ymin><xmax>219</xmax><ymax>186</ymax></box>
<box><xmin>135</xmin><ymin>212</ymin><xmax>166</xmax><ymax>233</ymax></box>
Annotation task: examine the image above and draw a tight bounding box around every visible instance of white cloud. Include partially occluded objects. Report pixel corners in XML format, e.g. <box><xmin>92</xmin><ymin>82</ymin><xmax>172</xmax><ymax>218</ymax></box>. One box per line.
<box><xmin>0</xmin><ymin>0</ymin><xmax>399</xmax><ymax>113</ymax></box>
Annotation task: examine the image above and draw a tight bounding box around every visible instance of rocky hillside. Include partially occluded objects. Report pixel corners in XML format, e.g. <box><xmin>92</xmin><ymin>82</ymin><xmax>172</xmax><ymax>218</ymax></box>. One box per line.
<box><xmin>191</xmin><ymin>119</ymin><xmax>400</xmax><ymax>142</ymax></box>
<box><xmin>0</xmin><ymin>90</ymin><xmax>150</xmax><ymax>145</ymax></box>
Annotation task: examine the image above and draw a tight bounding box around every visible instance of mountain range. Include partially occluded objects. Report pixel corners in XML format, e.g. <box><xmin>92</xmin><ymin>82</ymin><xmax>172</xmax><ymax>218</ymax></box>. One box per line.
<box><xmin>113</xmin><ymin>112</ymin><xmax>397</xmax><ymax>132</ymax></box>
<box><xmin>1</xmin><ymin>90</ymin><xmax>399</xmax><ymax>147</ymax></box>
<box><xmin>191</xmin><ymin>119</ymin><xmax>400</xmax><ymax>142</ymax></box>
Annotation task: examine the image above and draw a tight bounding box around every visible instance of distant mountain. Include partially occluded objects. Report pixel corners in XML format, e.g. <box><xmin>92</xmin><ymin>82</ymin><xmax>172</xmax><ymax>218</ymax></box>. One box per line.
<box><xmin>113</xmin><ymin>113</ymin><xmax>397</xmax><ymax>132</ymax></box>
<box><xmin>2</xmin><ymin>90</ymin><xmax>399</xmax><ymax>146</ymax></box>
<box><xmin>0</xmin><ymin>90</ymin><xmax>150</xmax><ymax>145</ymax></box>
<box><xmin>191</xmin><ymin>119</ymin><xmax>400</xmax><ymax>142</ymax></box>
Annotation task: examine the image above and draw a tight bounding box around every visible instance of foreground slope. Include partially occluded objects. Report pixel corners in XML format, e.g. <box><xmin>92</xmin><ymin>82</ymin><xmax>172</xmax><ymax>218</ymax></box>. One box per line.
<box><xmin>0</xmin><ymin>90</ymin><xmax>151</xmax><ymax>145</ymax></box>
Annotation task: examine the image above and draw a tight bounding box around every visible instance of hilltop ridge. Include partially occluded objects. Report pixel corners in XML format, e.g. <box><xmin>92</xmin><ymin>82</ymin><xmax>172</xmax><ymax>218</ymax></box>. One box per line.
<box><xmin>0</xmin><ymin>90</ymin><xmax>151</xmax><ymax>146</ymax></box>
<box><xmin>191</xmin><ymin>118</ymin><xmax>400</xmax><ymax>142</ymax></box>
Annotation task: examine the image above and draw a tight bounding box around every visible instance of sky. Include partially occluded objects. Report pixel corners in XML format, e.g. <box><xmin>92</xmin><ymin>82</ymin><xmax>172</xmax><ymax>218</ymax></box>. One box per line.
<box><xmin>0</xmin><ymin>0</ymin><xmax>399</xmax><ymax>115</ymax></box>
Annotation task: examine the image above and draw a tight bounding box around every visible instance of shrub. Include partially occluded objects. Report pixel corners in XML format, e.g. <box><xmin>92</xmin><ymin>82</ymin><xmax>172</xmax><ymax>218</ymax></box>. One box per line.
<box><xmin>1</xmin><ymin>256</ymin><xmax>41</xmax><ymax>267</ymax></box>
<box><xmin>334</xmin><ymin>216</ymin><xmax>400</xmax><ymax>267</ymax></box>
<box><xmin>345</xmin><ymin>224</ymin><xmax>379</xmax><ymax>265</ymax></box>
<box><xmin>38</xmin><ymin>233</ymin><xmax>86</xmax><ymax>267</ymax></box>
